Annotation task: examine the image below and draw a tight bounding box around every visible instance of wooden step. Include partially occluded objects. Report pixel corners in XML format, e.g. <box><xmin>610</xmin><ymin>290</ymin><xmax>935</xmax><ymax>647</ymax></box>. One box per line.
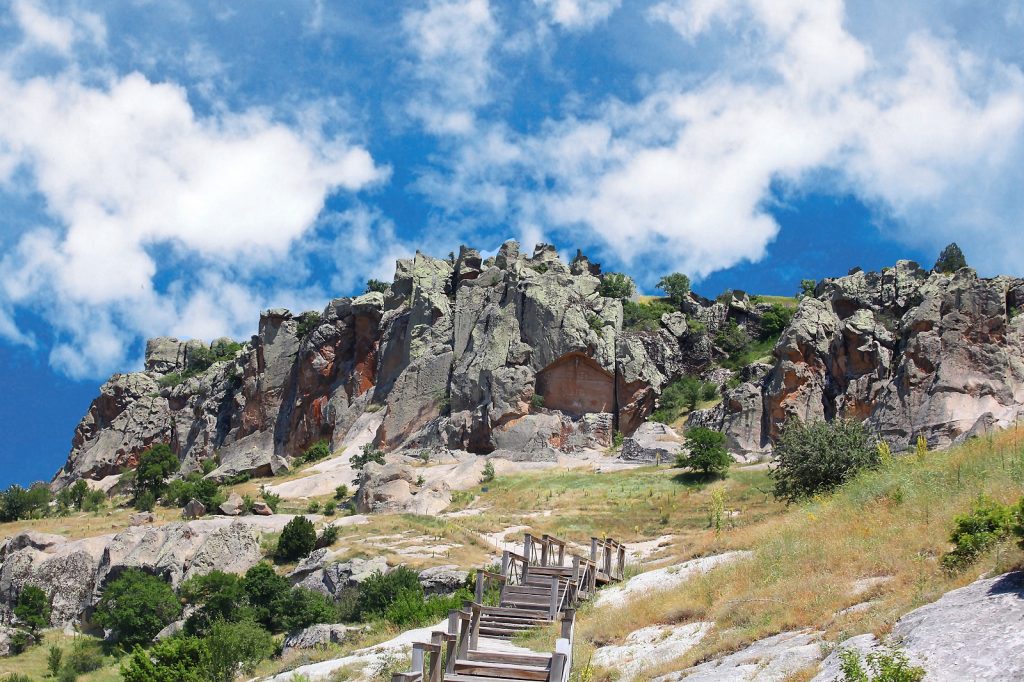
<box><xmin>454</xmin><ymin>660</ymin><xmax>549</xmax><ymax>681</ymax></box>
<box><xmin>445</xmin><ymin>674</ymin><xmax>543</xmax><ymax>682</ymax></box>
<box><xmin>465</xmin><ymin>651</ymin><xmax>552</xmax><ymax>667</ymax></box>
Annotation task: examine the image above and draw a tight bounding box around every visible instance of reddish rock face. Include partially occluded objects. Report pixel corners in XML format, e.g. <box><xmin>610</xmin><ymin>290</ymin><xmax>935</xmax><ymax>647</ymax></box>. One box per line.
<box><xmin>536</xmin><ymin>353</ymin><xmax>615</xmax><ymax>417</ymax></box>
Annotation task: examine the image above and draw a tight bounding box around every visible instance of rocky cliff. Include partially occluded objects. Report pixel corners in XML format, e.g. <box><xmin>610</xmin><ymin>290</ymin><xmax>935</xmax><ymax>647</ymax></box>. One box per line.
<box><xmin>692</xmin><ymin>261</ymin><xmax>1024</xmax><ymax>454</ymax></box>
<box><xmin>54</xmin><ymin>245</ymin><xmax>1024</xmax><ymax>489</ymax></box>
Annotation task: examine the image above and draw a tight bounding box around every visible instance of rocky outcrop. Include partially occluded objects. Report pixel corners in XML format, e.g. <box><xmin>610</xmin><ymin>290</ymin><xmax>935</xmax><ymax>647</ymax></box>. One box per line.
<box><xmin>418</xmin><ymin>565</ymin><xmax>469</xmax><ymax>595</ymax></box>
<box><xmin>289</xmin><ymin>553</ymin><xmax>389</xmax><ymax>599</ymax></box>
<box><xmin>692</xmin><ymin>263</ymin><xmax>1024</xmax><ymax>454</ymax></box>
<box><xmin>620</xmin><ymin>422</ymin><xmax>684</xmax><ymax>463</ymax></box>
<box><xmin>0</xmin><ymin>520</ymin><xmax>266</xmax><ymax>627</ymax></box>
<box><xmin>354</xmin><ymin>463</ymin><xmax>452</xmax><ymax>516</ymax></box>
<box><xmin>284</xmin><ymin>623</ymin><xmax>365</xmax><ymax>652</ymax></box>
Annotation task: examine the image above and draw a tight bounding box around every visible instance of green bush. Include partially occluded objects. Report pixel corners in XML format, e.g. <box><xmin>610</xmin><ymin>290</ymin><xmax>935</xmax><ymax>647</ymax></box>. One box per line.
<box><xmin>4</xmin><ymin>674</ymin><xmax>34</xmax><ymax>682</ymax></box>
<box><xmin>677</xmin><ymin>427</ymin><xmax>732</xmax><ymax>478</ymax></box>
<box><xmin>134</xmin><ymin>490</ymin><xmax>156</xmax><ymax>512</ymax></box>
<box><xmin>0</xmin><ymin>483</ymin><xmax>53</xmax><ymax>522</ymax></box>
<box><xmin>307</xmin><ymin>500</ymin><xmax>321</xmax><ymax>514</ymax></box>
<box><xmin>759</xmin><ymin>304</ymin><xmax>794</xmax><ymax>338</ymax></box>
<box><xmin>622</xmin><ymin>299</ymin><xmax>676</xmax><ymax>331</ymax></box>
<box><xmin>260</xmin><ymin>486</ymin><xmax>281</xmax><ymax>513</ymax></box>
<box><xmin>94</xmin><ymin>568</ymin><xmax>182</xmax><ymax>647</ymax></box>
<box><xmin>357</xmin><ymin>567</ymin><xmax>422</xmax><ymax>620</ymax></box>
<box><xmin>933</xmin><ymin>242</ymin><xmax>968</xmax><ymax>274</ymax></box>
<box><xmin>135</xmin><ymin>443</ymin><xmax>179</xmax><ymax>501</ymax></box>
<box><xmin>323</xmin><ymin>500</ymin><xmax>337</xmax><ymax>515</ymax></box>
<box><xmin>771</xmin><ymin>419</ymin><xmax>878</xmax><ymax>502</ymax></box>
<box><xmin>587</xmin><ymin>314</ymin><xmax>605</xmax><ymax>334</ymax></box>
<box><xmin>335</xmin><ymin>484</ymin><xmax>349</xmax><ymax>500</ymax></box>
<box><xmin>941</xmin><ymin>496</ymin><xmax>1014</xmax><ymax>570</ymax></box>
<box><xmin>657</xmin><ymin>273</ymin><xmax>691</xmax><ymax>308</ymax></box>
<box><xmin>482</xmin><ymin>460</ymin><xmax>495</xmax><ymax>483</ymax></box>
<box><xmin>275</xmin><ymin>588</ymin><xmax>336</xmax><ymax>633</ymax></box>
<box><xmin>798</xmin><ymin>279</ymin><xmax>817</xmax><ymax>298</ymax></box>
<box><xmin>530</xmin><ymin>394</ymin><xmax>545</xmax><ymax>409</ymax></box>
<box><xmin>296</xmin><ymin>311</ymin><xmax>323</xmax><ymax>338</ymax></box>
<box><xmin>598</xmin><ymin>273</ymin><xmax>635</xmax><ymax>299</ymax></box>
<box><xmin>181</xmin><ymin>571</ymin><xmax>249</xmax><ymax>635</ymax></box>
<box><xmin>365</xmin><ymin>279</ymin><xmax>389</xmax><ymax>294</ymax></box>
<box><xmin>64</xmin><ymin>639</ymin><xmax>104</xmax><ymax>675</ymax></box>
<box><xmin>300</xmin><ymin>440</ymin><xmax>331</xmax><ymax>464</ymax></box>
<box><xmin>351</xmin><ymin>443</ymin><xmax>386</xmax><ymax>470</ymax></box>
<box><xmin>650</xmin><ymin>377</ymin><xmax>717</xmax><ymax>423</ymax></box>
<box><xmin>47</xmin><ymin>645</ymin><xmax>63</xmax><ymax>677</ymax></box>
<box><xmin>276</xmin><ymin>516</ymin><xmax>317</xmax><ymax>562</ymax></box>
<box><xmin>14</xmin><ymin>585</ymin><xmax>50</xmax><ymax>634</ymax></box>
<box><xmin>242</xmin><ymin>563</ymin><xmax>292</xmax><ymax>631</ymax></box>
<box><xmin>121</xmin><ymin>636</ymin><xmax>211</xmax><ymax>682</ymax></box>
<box><xmin>838</xmin><ymin>645</ymin><xmax>925</xmax><ymax>682</ymax></box>
<box><xmin>317</xmin><ymin>524</ymin><xmax>340</xmax><ymax>549</ymax></box>
<box><xmin>714</xmin><ymin>319</ymin><xmax>750</xmax><ymax>355</ymax></box>
<box><xmin>205</xmin><ymin>619</ymin><xmax>275</xmax><ymax>681</ymax></box>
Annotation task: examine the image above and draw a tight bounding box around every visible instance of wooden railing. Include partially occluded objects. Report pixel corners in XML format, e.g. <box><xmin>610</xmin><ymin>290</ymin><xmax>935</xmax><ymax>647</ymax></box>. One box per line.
<box><xmin>500</xmin><ymin>549</ymin><xmax>527</xmax><ymax>586</ymax></box>
<box><xmin>591</xmin><ymin>536</ymin><xmax>627</xmax><ymax>581</ymax></box>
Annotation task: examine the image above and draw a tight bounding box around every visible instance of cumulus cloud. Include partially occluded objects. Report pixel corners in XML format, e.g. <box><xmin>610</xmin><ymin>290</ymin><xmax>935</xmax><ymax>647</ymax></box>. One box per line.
<box><xmin>402</xmin><ymin>0</ymin><xmax>498</xmax><ymax>134</ymax></box>
<box><xmin>534</xmin><ymin>0</ymin><xmax>621</xmax><ymax>30</ymax></box>
<box><xmin>10</xmin><ymin>0</ymin><xmax>105</xmax><ymax>54</ymax></box>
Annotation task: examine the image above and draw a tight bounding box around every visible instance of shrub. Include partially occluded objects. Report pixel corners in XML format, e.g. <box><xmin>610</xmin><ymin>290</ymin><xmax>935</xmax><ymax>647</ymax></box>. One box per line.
<box><xmin>798</xmin><ymin>279</ymin><xmax>817</xmax><ymax>298</ymax></box>
<box><xmin>296</xmin><ymin>311</ymin><xmax>323</xmax><ymax>338</ymax></box>
<box><xmin>94</xmin><ymin>568</ymin><xmax>182</xmax><ymax>647</ymax></box>
<box><xmin>677</xmin><ymin>427</ymin><xmax>731</xmax><ymax>478</ymax></box>
<box><xmin>48</xmin><ymin>646</ymin><xmax>64</xmax><ymax>677</ymax></box>
<box><xmin>4</xmin><ymin>675</ymin><xmax>33</xmax><ymax>682</ymax></box>
<box><xmin>365</xmin><ymin>279</ymin><xmax>389</xmax><ymax>294</ymax></box>
<box><xmin>759</xmin><ymin>304</ymin><xmax>794</xmax><ymax>338</ymax></box>
<box><xmin>357</xmin><ymin>567</ymin><xmax>422</xmax><ymax>619</ymax></box>
<box><xmin>14</xmin><ymin>585</ymin><xmax>50</xmax><ymax>633</ymax></box>
<box><xmin>301</xmin><ymin>440</ymin><xmax>331</xmax><ymax>464</ymax></box>
<box><xmin>612</xmin><ymin>431</ymin><xmax>624</xmax><ymax>449</ymax></box>
<box><xmin>121</xmin><ymin>635</ymin><xmax>211</xmax><ymax>682</ymax></box>
<box><xmin>242</xmin><ymin>563</ymin><xmax>291</xmax><ymax>631</ymax></box>
<box><xmin>276</xmin><ymin>587</ymin><xmax>337</xmax><ymax>633</ymax></box>
<box><xmin>134</xmin><ymin>490</ymin><xmax>156</xmax><ymax>512</ymax></box>
<box><xmin>334</xmin><ymin>484</ymin><xmax>349</xmax><ymax>500</ymax></box>
<box><xmin>181</xmin><ymin>571</ymin><xmax>249</xmax><ymax>635</ymax></box>
<box><xmin>530</xmin><ymin>394</ymin><xmax>545</xmax><ymax>409</ymax></box>
<box><xmin>276</xmin><ymin>516</ymin><xmax>317</xmax><ymax>562</ymax></box>
<box><xmin>324</xmin><ymin>500</ymin><xmax>337</xmax><ymax>515</ymax></box>
<box><xmin>482</xmin><ymin>460</ymin><xmax>495</xmax><ymax>483</ymax></box>
<box><xmin>657</xmin><ymin>273</ymin><xmax>691</xmax><ymax>308</ymax></box>
<box><xmin>351</xmin><ymin>443</ymin><xmax>386</xmax><ymax>470</ymax></box>
<box><xmin>205</xmin><ymin>619</ymin><xmax>275</xmax><ymax>682</ymax></box>
<box><xmin>934</xmin><ymin>242</ymin><xmax>967</xmax><ymax>274</ymax></box>
<box><xmin>622</xmin><ymin>299</ymin><xmax>676</xmax><ymax>331</ymax></box>
<box><xmin>135</xmin><ymin>443</ymin><xmax>179</xmax><ymax>500</ymax></box>
<box><xmin>317</xmin><ymin>524</ymin><xmax>340</xmax><ymax>549</ymax></box>
<box><xmin>260</xmin><ymin>486</ymin><xmax>281</xmax><ymax>513</ymax></box>
<box><xmin>650</xmin><ymin>377</ymin><xmax>717</xmax><ymax>423</ymax></box>
<box><xmin>307</xmin><ymin>500</ymin><xmax>321</xmax><ymax>513</ymax></box>
<box><xmin>65</xmin><ymin>639</ymin><xmax>104</xmax><ymax>675</ymax></box>
<box><xmin>941</xmin><ymin>496</ymin><xmax>1014</xmax><ymax>570</ymax></box>
<box><xmin>714</xmin><ymin>319</ymin><xmax>750</xmax><ymax>355</ymax></box>
<box><xmin>598</xmin><ymin>273</ymin><xmax>635</xmax><ymax>299</ymax></box>
<box><xmin>81</xmin><ymin>488</ymin><xmax>106</xmax><ymax>513</ymax></box>
<box><xmin>770</xmin><ymin>418</ymin><xmax>878</xmax><ymax>503</ymax></box>
<box><xmin>838</xmin><ymin>645</ymin><xmax>925</xmax><ymax>682</ymax></box>
<box><xmin>587</xmin><ymin>314</ymin><xmax>605</xmax><ymax>334</ymax></box>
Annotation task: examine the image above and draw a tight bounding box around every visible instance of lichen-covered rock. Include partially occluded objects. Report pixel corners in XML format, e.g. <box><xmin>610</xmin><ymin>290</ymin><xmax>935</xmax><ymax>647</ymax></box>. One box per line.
<box><xmin>418</xmin><ymin>565</ymin><xmax>469</xmax><ymax>595</ymax></box>
<box><xmin>354</xmin><ymin>463</ymin><xmax>451</xmax><ymax>515</ymax></box>
<box><xmin>218</xmin><ymin>492</ymin><xmax>244</xmax><ymax>516</ymax></box>
<box><xmin>283</xmin><ymin>623</ymin><xmax>365</xmax><ymax>652</ymax></box>
<box><xmin>182</xmin><ymin>522</ymin><xmax>262</xmax><ymax>582</ymax></box>
<box><xmin>620</xmin><ymin>422</ymin><xmax>684</xmax><ymax>463</ymax></box>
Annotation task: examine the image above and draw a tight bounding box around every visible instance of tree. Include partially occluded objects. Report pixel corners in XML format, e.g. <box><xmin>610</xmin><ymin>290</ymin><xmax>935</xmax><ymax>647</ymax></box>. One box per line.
<box><xmin>205</xmin><ymin>619</ymin><xmax>275</xmax><ymax>682</ymax></box>
<box><xmin>121</xmin><ymin>636</ymin><xmax>211</xmax><ymax>682</ymax></box>
<box><xmin>357</xmin><ymin>567</ymin><xmax>423</xmax><ymax>619</ymax></box>
<box><xmin>657</xmin><ymin>273</ymin><xmax>691</xmax><ymax>308</ymax></box>
<box><xmin>14</xmin><ymin>586</ymin><xmax>50</xmax><ymax>634</ymax></box>
<box><xmin>934</xmin><ymin>242</ymin><xmax>968</xmax><ymax>273</ymax></box>
<box><xmin>135</xmin><ymin>444</ymin><xmax>179</xmax><ymax>501</ymax></box>
<box><xmin>94</xmin><ymin>569</ymin><xmax>182</xmax><ymax>647</ymax></box>
<box><xmin>598</xmin><ymin>273</ymin><xmax>635</xmax><ymax>300</ymax></box>
<box><xmin>351</xmin><ymin>443</ymin><xmax>385</xmax><ymax>469</ymax></box>
<box><xmin>274</xmin><ymin>588</ymin><xmax>336</xmax><ymax>633</ymax></box>
<box><xmin>242</xmin><ymin>563</ymin><xmax>291</xmax><ymax>631</ymax></box>
<box><xmin>677</xmin><ymin>428</ymin><xmax>731</xmax><ymax>478</ymax></box>
<box><xmin>365</xmin><ymin>279</ymin><xmax>389</xmax><ymax>294</ymax></box>
<box><xmin>798</xmin><ymin>279</ymin><xmax>817</xmax><ymax>298</ymax></box>
<box><xmin>759</xmin><ymin>304</ymin><xmax>794</xmax><ymax>338</ymax></box>
<box><xmin>770</xmin><ymin>418</ymin><xmax>878</xmax><ymax>503</ymax></box>
<box><xmin>180</xmin><ymin>571</ymin><xmax>249</xmax><ymax>635</ymax></box>
<box><xmin>275</xmin><ymin>516</ymin><xmax>316</xmax><ymax>562</ymax></box>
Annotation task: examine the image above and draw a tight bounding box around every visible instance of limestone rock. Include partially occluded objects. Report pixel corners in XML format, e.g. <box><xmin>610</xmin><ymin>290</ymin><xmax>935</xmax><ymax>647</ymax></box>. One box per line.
<box><xmin>218</xmin><ymin>492</ymin><xmax>244</xmax><ymax>516</ymax></box>
<box><xmin>354</xmin><ymin>463</ymin><xmax>452</xmax><ymax>515</ymax></box>
<box><xmin>418</xmin><ymin>565</ymin><xmax>469</xmax><ymax>595</ymax></box>
<box><xmin>129</xmin><ymin>511</ymin><xmax>155</xmax><ymax>525</ymax></box>
<box><xmin>182</xmin><ymin>522</ymin><xmax>262</xmax><ymax>582</ymax></box>
<box><xmin>283</xmin><ymin>623</ymin><xmax>365</xmax><ymax>652</ymax></box>
<box><xmin>183</xmin><ymin>499</ymin><xmax>207</xmax><ymax>519</ymax></box>
<box><xmin>292</xmin><ymin>556</ymin><xmax>390</xmax><ymax>598</ymax></box>
<box><xmin>654</xmin><ymin>630</ymin><xmax>824</xmax><ymax>681</ymax></box>
<box><xmin>621</xmin><ymin>423</ymin><xmax>683</xmax><ymax>463</ymax></box>
<box><xmin>145</xmin><ymin>337</ymin><xmax>186</xmax><ymax>373</ymax></box>
<box><xmin>251</xmin><ymin>500</ymin><xmax>272</xmax><ymax>515</ymax></box>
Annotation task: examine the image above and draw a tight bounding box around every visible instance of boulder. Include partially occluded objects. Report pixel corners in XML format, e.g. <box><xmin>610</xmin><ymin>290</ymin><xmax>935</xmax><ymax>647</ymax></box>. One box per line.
<box><xmin>145</xmin><ymin>337</ymin><xmax>186</xmax><ymax>373</ymax></box>
<box><xmin>355</xmin><ymin>463</ymin><xmax>452</xmax><ymax>515</ymax></box>
<box><xmin>0</xmin><ymin>626</ymin><xmax>33</xmax><ymax>657</ymax></box>
<box><xmin>182</xmin><ymin>522</ymin><xmax>262</xmax><ymax>583</ymax></box>
<box><xmin>251</xmin><ymin>501</ymin><xmax>272</xmax><ymax>516</ymax></box>
<box><xmin>206</xmin><ymin>431</ymin><xmax>289</xmax><ymax>482</ymax></box>
<box><xmin>654</xmin><ymin>630</ymin><xmax>824</xmax><ymax>682</ymax></box>
<box><xmin>183</xmin><ymin>499</ymin><xmax>207</xmax><ymax>519</ymax></box>
<box><xmin>292</xmin><ymin>556</ymin><xmax>390</xmax><ymax>598</ymax></box>
<box><xmin>418</xmin><ymin>565</ymin><xmax>469</xmax><ymax>595</ymax></box>
<box><xmin>218</xmin><ymin>492</ymin><xmax>244</xmax><ymax>516</ymax></box>
<box><xmin>129</xmin><ymin>511</ymin><xmax>155</xmax><ymax>525</ymax></box>
<box><xmin>621</xmin><ymin>423</ymin><xmax>684</xmax><ymax>463</ymax></box>
<box><xmin>283</xmin><ymin>623</ymin><xmax>364</xmax><ymax>652</ymax></box>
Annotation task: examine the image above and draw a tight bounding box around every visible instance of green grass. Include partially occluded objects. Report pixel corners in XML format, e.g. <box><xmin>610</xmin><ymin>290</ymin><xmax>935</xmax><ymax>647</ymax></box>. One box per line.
<box><xmin>0</xmin><ymin>632</ymin><xmax>121</xmax><ymax>680</ymax></box>
<box><xmin>751</xmin><ymin>294</ymin><xmax>799</xmax><ymax>308</ymax></box>
<box><xmin>720</xmin><ymin>335</ymin><xmax>778</xmax><ymax>370</ymax></box>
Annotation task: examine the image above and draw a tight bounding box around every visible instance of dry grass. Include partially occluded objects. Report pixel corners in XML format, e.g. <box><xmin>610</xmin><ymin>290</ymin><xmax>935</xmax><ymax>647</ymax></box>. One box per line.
<box><xmin>578</xmin><ymin>427</ymin><xmax>1024</xmax><ymax>677</ymax></box>
<box><xmin>0</xmin><ymin>504</ymin><xmax>182</xmax><ymax>543</ymax></box>
<box><xmin>0</xmin><ymin>631</ymin><xmax>121</xmax><ymax>680</ymax></box>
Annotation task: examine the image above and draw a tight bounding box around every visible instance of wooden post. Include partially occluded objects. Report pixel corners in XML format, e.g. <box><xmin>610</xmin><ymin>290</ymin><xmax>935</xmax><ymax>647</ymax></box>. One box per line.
<box><xmin>457</xmin><ymin>610</ymin><xmax>471</xmax><ymax>659</ymax></box>
<box><xmin>549</xmin><ymin>575</ymin><xmax>560</xmax><ymax>619</ymax></box>
<box><xmin>429</xmin><ymin>632</ymin><xmax>443</xmax><ymax>682</ymax></box>
<box><xmin>558</xmin><ymin>542</ymin><xmax>565</xmax><ymax>566</ymax></box>
<box><xmin>475</xmin><ymin>570</ymin><xmax>485</xmax><ymax>603</ymax></box>
<box><xmin>470</xmin><ymin>605</ymin><xmax>481</xmax><ymax>651</ymax></box>
<box><xmin>603</xmin><ymin>540</ymin><xmax>612</xmax><ymax>576</ymax></box>
<box><xmin>550</xmin><ymin>652</ymin><xmax>567</xmax><ymax>682</ymax></box>
<box><xmin>572</xmin><ymin>555</ymin><xmax>580</xmax><ymax>585</ymax></box>
<box><xmin>561</xmin><ymin>609</ymin><xmax>576</xmax><ymax>640</ymax></box>
<box><xmin>617</xmin><ymin>544</ymin><xmax>626</xmax><ymax>580</ymax></box>
<box><xmin>410</xmin><ymin>646</ymin><xmax>424</xmax><ymax>677</ymax></box>
<box><xmin>501</xmin><ymin>550</ymin><xmax>510</xmax><ymax>577</ymax></box>
<box><xmin>590</xmin><ymin>537</ymin><xmax>598</xmax><ymax>563</ymax></box>
<box><xmin>524</xmin><ymin>534</ymin><xmax>534</xmax><ymax>564</ymax></box>
<box><xmin>540</xmin><ymin>537</ymin><xmax>549</xmax><ymax>567</ymax></box>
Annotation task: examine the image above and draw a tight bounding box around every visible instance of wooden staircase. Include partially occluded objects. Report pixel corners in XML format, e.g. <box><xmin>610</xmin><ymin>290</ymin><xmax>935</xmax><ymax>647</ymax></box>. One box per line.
<box><xmin>393</xmin><ymin>533</ymin><xmax>626</xmax><ymax>682</ymax></box>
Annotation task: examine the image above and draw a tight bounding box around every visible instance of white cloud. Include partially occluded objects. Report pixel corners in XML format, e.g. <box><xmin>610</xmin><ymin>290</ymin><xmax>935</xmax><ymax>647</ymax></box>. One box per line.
<box><xmin>0</xmin><ymin>66</ymin><xmax>387</xmax><ymax>377</ymax></box>
<box><xmin>11</xmin><ymin>0</ymin><xmax>105</xmax><ymax>54</ymax></box>
<box><xmin>402</xmin><ymin>0</ymin><xmax>498</xmax><ymax>134</ymax></box>
<box><xmin>534</xmin><ymin>0</ymin><xmax>621</xmax><ymax>30</ymax></box>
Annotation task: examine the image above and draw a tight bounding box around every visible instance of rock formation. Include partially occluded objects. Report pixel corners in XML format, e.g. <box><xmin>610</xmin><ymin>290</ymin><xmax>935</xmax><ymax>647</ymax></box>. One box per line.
<box><xmin>692</xmin><ymin>263</ymin><xmax>1024</xmax><ymax>454</ymax></box>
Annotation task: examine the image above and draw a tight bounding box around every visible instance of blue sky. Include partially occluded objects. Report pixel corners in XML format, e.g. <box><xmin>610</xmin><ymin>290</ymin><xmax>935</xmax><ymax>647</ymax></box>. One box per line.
<box><xmin>2</xmin><ymin>0</ymin><xmax>1023</xmax><ymax>487</ymax></box>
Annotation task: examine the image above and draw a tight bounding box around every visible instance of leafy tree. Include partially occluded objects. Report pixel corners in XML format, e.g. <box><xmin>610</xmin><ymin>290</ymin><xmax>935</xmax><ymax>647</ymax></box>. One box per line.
<box><xmin>94</xmin><ymin>569</ymin><xmax>182</xmax><ymax>648</ymax></box>
<box><xmin>798</xmin><ymin>279</ymin><xmax>817</xmax><ymax>298</ymax></box>
<box><xmin>14</xmin><ymin>586</ymin><xmax>51</xmax><ymax>634</ymax></box>
<box><xmin>759</xmin><ymin>304</ymin><xmax>794</xmax><ymax>338</ymax></box>
<box><xmin>770</xmin><ymin>418</ymin><xmax>878</xmax><ymax>503</ymax></box>
<box><xmin>365</xmin><ymin>279</ymin><xmax>389</xmax><ymax>294</ymax></box>
<box><xmin>300</xmin><ymin>440</ymin><xmax>331</xmax><ymax>464</ymax></box>
<box><xmin>657</xmin><ymin>273</ymin><xmax>691</xmax><ymax>308</ymax></box>
<box><xmin>677</xmin><ymin>428</ymin><xmax>731</xmax><ymax>478</ymax></box>
<box><xmin>0</xmin><ymin>483</ymin><xmax>52</xmax><ymax>522</ymax></box>
<box><xmin>120</xmin><ymin>636</ymin><xmax>211</xmax><ymax>682</ymax></box>
<box><xmin>296</xmin><ymin>311</ymin><xmax>323</xmax><ymax>338</ymax></box>
<box><xmin>351</xmin><ymin>443</ymin><xmax>385</xmax><ymax>470</ymax></box>
<box><xmin>205</xmin><ymin>619</ymin><xmax>275</xmax><ymax>682</ymax></box>
<box><xmin>598</xmin><ymin>273</ymin><xmax>635</xmax><ymax>299</ymax></box>
<box><xmin>181</xmin><ymin>571</ymin><xmax>249</xmax><ymax>635</ymax></box>
<box><xmin>934</xmin><ymin>242</ymin><xmax>968</xmax><ymax>273</ymax></box>
<box><xmin>941</xmin><ymin>496</ymin><xmax>1014</xmax><ymax>570</ymax></box>
<box><xmin>275</xmin><ymin>588</ymin><xmax>336</xmax><ymax>633</ymax></box>
<box><xmin>242</xmin><ymin>563</ymin><xmax>292</xmax><ymax>631</ymax></box>
<box><xmin>68</xmin><ymin>479</ymin><xmax>89</xmax><ymax>510</ymax></box>
<box><xmin>651</xmin><ymin>377</ymin><xmax>717</xmax><ymax>423</ymax></box>
<box><xmin>135</xmin><ymin>444</ymin><xmax>179</xmax><ymax>501</ymax></box>
<box><xmin>163</xmin><ymin>474</ymin><xmax>223</xmax><ymax>510</ymax></box>
<box><xmin>357</xmin><ymin>567</ymin><xmax>422</xmax><ymax>619</ymax></box>
<box><xmin>275</xmin><ymin>516</ymin><xmax>316</xmax><ymax>562</ymax></box>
